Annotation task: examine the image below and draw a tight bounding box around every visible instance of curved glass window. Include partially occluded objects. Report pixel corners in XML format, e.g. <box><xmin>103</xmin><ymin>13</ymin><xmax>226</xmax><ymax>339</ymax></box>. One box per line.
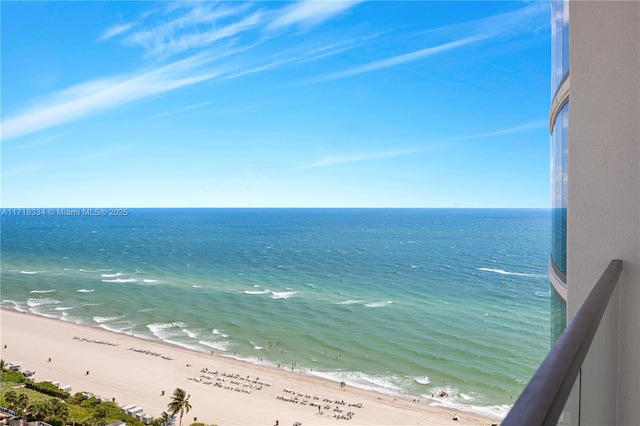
<box><xmin>551</xmin><ymin>0</ymin><xmax>570</xmax><ymax>95</ymax></box>
<box><xmin>551</xmin><ymin>103</ymin><xmax>568</xmax><ymax>277</ymax></box>
<box><xmin>551</xmin><ymin>283</ymin><xmax>567</xmax><ymax>343</ymax></box>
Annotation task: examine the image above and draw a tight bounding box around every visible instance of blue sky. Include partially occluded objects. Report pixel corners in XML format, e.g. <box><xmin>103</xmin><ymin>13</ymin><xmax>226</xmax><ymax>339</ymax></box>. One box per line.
<box><xmin>1</xmin><ymin>1</ymin><xmax>551</xmax><ymax>208</ymax></box>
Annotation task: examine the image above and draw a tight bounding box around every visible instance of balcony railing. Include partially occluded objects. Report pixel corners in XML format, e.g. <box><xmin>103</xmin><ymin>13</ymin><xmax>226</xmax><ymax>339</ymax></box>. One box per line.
<box><xmin>503</xmin><ymin>259</ymin><xmax>623</xmax><ymax>426</ymax></box>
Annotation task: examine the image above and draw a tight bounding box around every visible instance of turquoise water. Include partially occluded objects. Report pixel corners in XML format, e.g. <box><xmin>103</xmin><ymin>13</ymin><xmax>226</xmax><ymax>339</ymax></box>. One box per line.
<box><xmin>1</xmin><ymin>208</ymin><xmax>550</xmax><ymax>418</ymax></box>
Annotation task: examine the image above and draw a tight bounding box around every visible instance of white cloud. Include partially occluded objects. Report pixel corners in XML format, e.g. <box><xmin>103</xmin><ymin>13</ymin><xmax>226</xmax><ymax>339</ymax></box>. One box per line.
<box><xmin>1</xmin><ymin>53</ymin><xmax>220</xmax><ymax>142</ymax></box>
<box><xmin>457</xmin><ymin>121</ymin><xmax>548</xmax><ymax>141</ymax></box>
<box><xmin>121</xmin><ymin>3</ymin><xmax>258</xmax><ymax>58</ymax></box>
<box><xmin>310</xmin><ymin>2</ymin><xmax>549</xmax><ymax>83</ymax></box>
<box><xmin>221</xmin><ymin>36</ymin><xmax>372</xmax><ymax>80</ymax></box>
<box><xmin>98</xmin><ymin>22</ymin><xmax>136</xmax><ymax>42</ymax></box>
<box><xmin>295</xmin><ymin>148</ymin><xmax>430</xmax><ymax>170</ymax></box>
<box><xmin>312</xmin><ymin>35</ymin><xmax>488</xmax><ymax>83</ymax></box>
<box><xmin>294</xmin><ymin>120</ymin><xmax>547</xmax><ymax>170</ymax></box>
<box><xmin>268</xmin><ymin>0</ymin><xmax>363</xmax><ymax>31</ymax></box>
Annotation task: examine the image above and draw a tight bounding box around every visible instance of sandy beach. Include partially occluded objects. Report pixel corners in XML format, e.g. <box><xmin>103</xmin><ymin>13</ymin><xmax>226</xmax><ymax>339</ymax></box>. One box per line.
<box><xmin>0</xmin><ymin>309</ymin><xmax>499</xmax><ymax>425</ymax></box>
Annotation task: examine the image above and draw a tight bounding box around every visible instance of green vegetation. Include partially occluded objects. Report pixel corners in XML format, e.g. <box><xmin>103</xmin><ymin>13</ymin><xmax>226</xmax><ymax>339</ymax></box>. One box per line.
<box><xmin>1</xmin><ymin>369</ymin><xmax>27</xmax><ymax>385</ymax></box>
<box><xmin>25</xmin><ymin>380</ymin><xmax>71</xmax><ymax>399</ymax></box>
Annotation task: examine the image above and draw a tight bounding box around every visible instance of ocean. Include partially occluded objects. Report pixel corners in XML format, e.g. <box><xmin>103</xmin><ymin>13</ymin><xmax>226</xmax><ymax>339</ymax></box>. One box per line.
<box><xmin>0</xmin><ymin>208</ymin><xmax>550</xmax><ymax>418</ymax></box>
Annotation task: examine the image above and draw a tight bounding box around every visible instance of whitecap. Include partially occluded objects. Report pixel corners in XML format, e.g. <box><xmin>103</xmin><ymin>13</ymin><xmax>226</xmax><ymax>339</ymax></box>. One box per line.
<box><xmin>20</xmin><ymin>271</ymin><xmax>39</xmax><ymax>275</ymax></box>
<box><xmin>100</xmin><ymin>272</ymin><xmax>124</xmax><ymax>278</ymax></box>
<box><xmin>270</xmin><ymin>291</ymin><xmax>298</xmax><ymax>299</ymax></box>
<box><xmin>415</xmin><ymin>376</ymin><xmax>431</xmax><ymax>385</ymax></box>
<box><xmin>535</xmin><ymin>291</ymin><xmax>551</xmax><ymax>298</ymax></box>
<box><xmin>199</xmin><ymin>340</ymin><xmax>229</xmax><ymax>352</ymax></box>
<box><xmin>212</xmin><ymin>329</ymin><xmax>229</xmax><ymax>338</ymax></box>
<box><xmin>101</xmin><ymin>278</ymin><xmax>138</xmax><ymax>283</ymax></box>
<box><xmin>27</xmin><ymin>298</ymin><xmax>59</xmax><ymax>307</ymax></box>
<box><xmin>243</xmin><ymin>289</ymin><xmax>270</xmax><ymax>295</ymax></box>
<box><xmin>93</xmin><ymin>315</ymin><xmax>124</xmax><ymax>324</ymax></box>
<box><xmin>477</xmin><ymin>267</ymin><xmax>546</xmax><ymax>278</ymax></box>
<box><xmin>147</xmin><ymin>322</ymin><xmax>189</xmax><ymax>340</ymax></box>
<box><xmin>143</xmin><ymin>279</ymin><xmax>159</xmax><ymax>283</ymax></box>
<box><xmin>192</xmin><ymin>285</ymin><xmax>202</xmax><ymax>288</ymax></box>
<box><xmin>30</xmin><ymin>289</ymin><xmax>55</xmax><ymax>294</ymax></box>
<box><xmin>182</xmin><ymin>328</ymin><xmax>199</xmax><ymax>339</ymax></box>
<box><xmin>337</xmin><ymin>300</ymin><xmax>361</xmax><ymax>305</ymax></box>
<box><xmin>55</xmin><ymin>306</ymin><xmax>74</xmax><ymax>311</ymax></box>
<box><xmin>77</xmin><ymin>289</ymin><xmax>94</xmax><ymax>293</ymax></box>
<box><xmin>364</xmin><ymin>301</ymin><xmax>392</xmax><ymax>308</ymax></box>
<box><xmin>310</xmin><ymin>370</ymin><xmax>404</xmax><ymax>395</ymax></box>
<box><xmin>98</xmin><ymin>321</ymin><xmax>135</xmax><ymax>334</ymax></box>
<box><xmin>147</xmin><ymin>323</ymin><xmax>175</xmax><ymax>340</ymax></box>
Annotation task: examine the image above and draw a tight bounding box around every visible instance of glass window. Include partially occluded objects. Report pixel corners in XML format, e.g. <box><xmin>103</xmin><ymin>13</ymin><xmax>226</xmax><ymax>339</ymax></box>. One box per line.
<box><xmin>551</xmin><ymin>103</ymin><xmax>568</xmax><ymax>277</ymax></box>
<box><xmin>551</xmin><ymin>283</ymin><xmax>567</xmax><ymax>344</ymax></box>
<box><xmin>551</xmin><ymin>0</ymin><xmax>570</xmax><ymax>95</ymax></box>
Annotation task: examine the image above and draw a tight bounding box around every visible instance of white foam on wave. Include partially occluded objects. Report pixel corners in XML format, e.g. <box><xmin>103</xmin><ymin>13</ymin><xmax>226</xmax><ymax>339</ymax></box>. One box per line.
<box><xmin>99</xmin><ymin>321</ymin><xmax>135</xmax><ymax>334</ymax></box>
<box><xmin>55</xmin><ymin>306</ymin><xmax>75</xmax><ymax>311</ymax></box>
<box><xmin>192</xmin><ymin>285</ymin><xmax>202</xmax><ymax>288</ymax></box>
<box><xmin>27</xmin><ymin>298</ymin><xmax>59</xmax><ymax>308</ymax></box>
<box><xmin>182</xmin><ymin>328</ymin><xmax>199</xmax><ymax>339</ymax></box>
<box><xmin>143</xmin><ymin>279</ymin><xmax>159</xmax><ymax>283</ymax></box>
<box><xmin>243</xmin><ymin>289</ymin><xmax>270</xmax><ymax>295</ymax></box>
<box><xmin>212</xmin><ymin>329</ymin><xmax>229</xmax><ymax>338</ymax></box>
<box><xmin>102</xmin><ymin>278</ymin><xmax>138</xmax><ymax>283</ymax></box>
<box><xmin>77</xmin><ymin>289</ymin><xmax>94</xmax><ymax>293</ymax></box>
<box><xmin>101</xmin><ymin>272</ymin><xmax>124</xmax><ymax>278</ymax></box>
<box><xmin>270</xmin><ymin>291</ymin><xmax>298</xmax><ymax>299</ymax></box>
<box><xmin>364</xmin><ymin>301</ymin><xmax>392</xmax><ymax>308</ymax></box>
<box><xmin>93</xmin><ymin>315</ymin><xmax>124</xmax><ymax>324</ymax></box>
<box><xmin>311</xmin><ymin>370</ymin><xmax>404</xmax><ymax>395</ymax></box>
<box><xmin>337</xmin><ymin>300</ymin><xmax>361</xmax><ymax>305</ymax></box>
<box><xmin>415</xmin><ymin>376</ymin><xmax>431</xmax><ymax>385</ymax></box>
<box><xmin>30</xmin><ymin>289</ymin><xmax>55</xmax><ymax>294</ymax></box>
<box><xmin>147</xmin><ymin>322</ymin><xmax>190</xmax><ymax>340</ymax></box>
<box><xmin>477</xmin><ymin>267</ymin><xmax>546</xmax><ymax>278</ymax></box>
<box><xmin>535</xmin><ymin>291</ymin><xmax>551</xmax><ymax>298</ymax></box>
<box><xmin>199</xmin><ymin>339</ymin><xmax>230</xmax><ymax>352</ymax></box>
<box><xmin>20</xmin><ymin>271</ymin><xmax>39</xmax><ymax>275</ymax></box>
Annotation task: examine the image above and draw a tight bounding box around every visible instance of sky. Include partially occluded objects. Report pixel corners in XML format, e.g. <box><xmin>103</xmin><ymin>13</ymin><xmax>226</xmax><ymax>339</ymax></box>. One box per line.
<box><xmin>1</xmin><ymin>1</ymin><xmax>552</xmax><ymax>208</ymax></box>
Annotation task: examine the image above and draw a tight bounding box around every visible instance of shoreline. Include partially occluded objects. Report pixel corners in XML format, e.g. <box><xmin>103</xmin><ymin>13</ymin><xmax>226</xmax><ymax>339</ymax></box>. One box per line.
<box><xmin>0</xmin><ymin>307</ymin><xmax>500</xmax><ymax>425</ymax></box>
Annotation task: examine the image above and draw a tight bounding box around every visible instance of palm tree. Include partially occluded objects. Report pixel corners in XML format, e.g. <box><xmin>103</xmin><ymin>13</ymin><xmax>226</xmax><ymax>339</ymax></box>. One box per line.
<box><xmin>167</xmin><ymin>388</ymin><xmax>191</xmax><ymax>426</ymax></box>
<box><xmin>4</xmin><ymin>390</ymin><xmax>18</xmax><ymax>410</ymax></box>
<box><xmin>46</xmin><ymin>398</ymin><xmax>69</xmax><ymax>424</ymax></box>
<box><xmin>92</xmin><ymin>404</ymin><xmax>109</xmax><ymax>426</ymax></box>
<box><xmin>157</xmin><ymin>411</ymin><xmax>170</xmax><ymax>426</ymax></box>
<box><xmin>27</xmin><ymin>401</ymin><xmax>50</xmax><ymax>422</ymax></box>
